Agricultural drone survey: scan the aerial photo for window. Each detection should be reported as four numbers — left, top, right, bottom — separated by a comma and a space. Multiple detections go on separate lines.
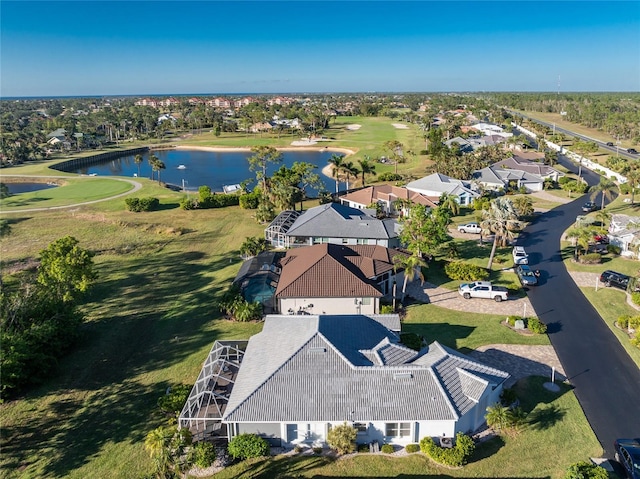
357, 238, 366, 245
361, 297, 371, 305
385, 422, 411, 437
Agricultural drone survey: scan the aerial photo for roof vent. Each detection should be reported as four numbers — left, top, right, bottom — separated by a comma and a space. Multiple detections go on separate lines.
393, 372, 413, 380
308, 347, 326, 354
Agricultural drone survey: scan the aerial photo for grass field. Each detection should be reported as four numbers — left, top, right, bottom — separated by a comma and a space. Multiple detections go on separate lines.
0, 119, 608, 479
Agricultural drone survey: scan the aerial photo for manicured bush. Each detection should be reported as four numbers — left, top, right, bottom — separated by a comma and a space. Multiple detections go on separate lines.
579, 253, 601, 264
327, 422, 356, 454
157, 384, 191, 417
527, 317, 548, 334
444, 261, 489, 281
234, 301, 263, 322
357, 443, 370, 453
380, 304, 394, 314
405, 443, 420, 453
180, 197, 197, 210
564, 460, 608, 479
400, 332, 423, 351
239, 191, 260, 209
419, 432, 475, 467
125, 196, 159, 212
190, 441, 216, 468
607, 244, 621, 255
378, 172, 403, 182
199, 193, 240, 209
632, 293, 640, 306
381, 444, 394, 454
227, 433, 269, 460
506, 315, 520, 327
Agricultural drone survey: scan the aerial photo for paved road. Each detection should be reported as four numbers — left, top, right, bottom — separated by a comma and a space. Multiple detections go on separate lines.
519, 163, 640, 457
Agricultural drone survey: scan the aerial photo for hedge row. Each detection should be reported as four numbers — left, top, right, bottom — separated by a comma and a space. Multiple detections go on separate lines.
125, 197, 159, 212
444, 261, 489, 281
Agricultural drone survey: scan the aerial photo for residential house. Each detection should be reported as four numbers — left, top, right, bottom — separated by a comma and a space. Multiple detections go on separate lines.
472, 165, 544, 192
609, 214, 640, 258
470, 123, 513, 139
494, 153, 564, 182
274, 243, 407, 314
340, 185, 437, 217
406, 173, 479, 206
185, 314, 510, 447
264, 203, 400, 248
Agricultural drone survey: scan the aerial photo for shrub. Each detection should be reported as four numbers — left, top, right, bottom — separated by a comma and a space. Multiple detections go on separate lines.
405, 443, 420, 453
239, 191, 260, 209
607, 244, 621, 255
327, 422, 356, 454
506, 315, 521, 327
294, 444, 303, 453
419, 432, 475, 467
312, 446, 323, 454
378, 172, 403, 182
318, 191, 333, 204
500, 387, 518, 406
381, 444, 394, 454
157, 384, 191, 417
234, 301, 263, 322
400, 332, 422, 351
527, 317, 548, 334
199, 193, 240, 209
617, 314, 632, 328
227, 433, 269, 460
579, 253, 601, 264
357, 443, 370, 453
125, 196, 159, 212
619, 182, 632, 194
558, 176, 572, 185
190, 441, 216, 468
180, 197, 197, 210
380, 304, 394, 314
564, 460, 608, 479
444, 261, 489, 281
632, 293, 640, 306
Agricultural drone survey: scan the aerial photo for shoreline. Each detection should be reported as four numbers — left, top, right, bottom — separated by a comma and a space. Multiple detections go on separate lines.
175, 144, 355, 181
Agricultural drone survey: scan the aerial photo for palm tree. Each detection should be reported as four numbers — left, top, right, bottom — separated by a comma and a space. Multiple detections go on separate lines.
485, 403, 510, 432
341, 161, 359, 191
148, 153, 159, 181
155, 159, 166, 185
566, 226, 595, 258
393, 253, 427, 303
589, 177, 617, 210
438, 192, 460, 216
595, 210, 611, 233
134, 154, 143, 178
328, 154, 344, 193
512, 195, 534, 218
357, 156, 376, 186
626, 166, 640, 205
144, 425, 173, 475
481, 197, 521, 269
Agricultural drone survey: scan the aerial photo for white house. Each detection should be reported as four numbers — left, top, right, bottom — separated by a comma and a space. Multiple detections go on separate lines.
202, 315, 510, 447
406, 173, 479, 206
609, 214, 640, 258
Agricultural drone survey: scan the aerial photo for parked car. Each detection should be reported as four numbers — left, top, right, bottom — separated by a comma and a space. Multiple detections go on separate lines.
457, 222, 482, 234
614, 438, 640, 479
512, 246, 529, 265
515, 264, 538, 286
628, 148, 638, 155
458, 281, 509, 302
599, 270, 631, 290
594, 234, 609, 244
582, 201, 597, 213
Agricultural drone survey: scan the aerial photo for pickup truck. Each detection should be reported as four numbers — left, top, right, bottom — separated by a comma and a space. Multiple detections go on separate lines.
458, 281, 509, 302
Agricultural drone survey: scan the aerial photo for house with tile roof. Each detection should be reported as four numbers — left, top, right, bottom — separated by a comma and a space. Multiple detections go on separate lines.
264, 202, 400, 248
210, 314, 509, 447
494, 153, 564, 182
340, 185, 438, 217
275, 243, 407, 315
472, 165, 544, 192
406, 173, 479, 206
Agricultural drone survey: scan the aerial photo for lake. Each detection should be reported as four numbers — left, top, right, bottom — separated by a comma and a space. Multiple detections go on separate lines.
72, 149, 343, 193
2, 182, 58, 194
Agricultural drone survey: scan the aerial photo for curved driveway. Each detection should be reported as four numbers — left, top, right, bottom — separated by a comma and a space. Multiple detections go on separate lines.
519, 162, 640, 457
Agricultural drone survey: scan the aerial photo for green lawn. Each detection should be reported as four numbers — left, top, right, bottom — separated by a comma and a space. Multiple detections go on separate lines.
0, 178, 135, 211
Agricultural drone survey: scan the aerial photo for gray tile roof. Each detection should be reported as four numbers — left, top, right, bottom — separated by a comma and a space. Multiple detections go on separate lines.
406, 173, 479, 199
223, 316, 509, 423
285, 202, 399, 240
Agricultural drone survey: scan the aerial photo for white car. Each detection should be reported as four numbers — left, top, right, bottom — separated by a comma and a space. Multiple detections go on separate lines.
457, 222, 482, 234
512, 246, 529, 265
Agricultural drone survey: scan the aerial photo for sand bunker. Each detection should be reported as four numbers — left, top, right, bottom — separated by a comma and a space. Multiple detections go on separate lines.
346, 124, 362, 130
392, 123, 409, 129
291, 139, 318, 146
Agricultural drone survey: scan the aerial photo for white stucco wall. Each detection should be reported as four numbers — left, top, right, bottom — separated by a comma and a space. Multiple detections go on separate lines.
279, 297, 378, 315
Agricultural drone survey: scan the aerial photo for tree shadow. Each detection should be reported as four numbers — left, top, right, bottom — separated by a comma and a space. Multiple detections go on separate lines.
468, 435, 506, 463
403, 322, 475, 350
526, 403, 566, 432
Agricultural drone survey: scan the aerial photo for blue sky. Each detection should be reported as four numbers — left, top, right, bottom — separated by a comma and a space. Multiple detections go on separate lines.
1, 1, 639, 97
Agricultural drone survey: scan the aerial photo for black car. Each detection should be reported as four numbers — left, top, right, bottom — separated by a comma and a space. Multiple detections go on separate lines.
582, 201, 597, 213
614, 438, 640, 479
606, 142, 614, 147
629, 148, 638, 155
600, 270, 631, 290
